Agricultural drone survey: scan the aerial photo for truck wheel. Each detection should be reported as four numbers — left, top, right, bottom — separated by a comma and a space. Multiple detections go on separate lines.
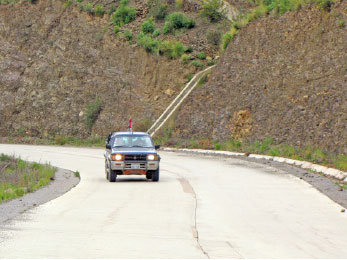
105, 160, 109, 180
146, 171, 152, 180
109, 169, 117, 182
151, 167, 159, 182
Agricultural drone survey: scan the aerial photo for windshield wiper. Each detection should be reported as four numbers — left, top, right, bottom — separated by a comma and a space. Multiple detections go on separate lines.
113, 145, 128, 148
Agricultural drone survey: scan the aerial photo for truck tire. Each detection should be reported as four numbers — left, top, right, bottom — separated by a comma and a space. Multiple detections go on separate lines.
151, 167, 159, 182
105, 160, 109, 180
146, 171, 152, 180
109, 169, 117, 182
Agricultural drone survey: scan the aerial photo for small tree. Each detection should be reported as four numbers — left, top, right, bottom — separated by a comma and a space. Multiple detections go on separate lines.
200, 0, 226, 22
141, 18, 156, 34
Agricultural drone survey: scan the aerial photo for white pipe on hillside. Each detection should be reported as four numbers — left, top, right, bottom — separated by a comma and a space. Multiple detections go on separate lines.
149, 65, 215, 137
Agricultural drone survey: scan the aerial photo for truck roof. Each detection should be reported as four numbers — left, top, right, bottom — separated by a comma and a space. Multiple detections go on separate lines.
113, 132, 149, 136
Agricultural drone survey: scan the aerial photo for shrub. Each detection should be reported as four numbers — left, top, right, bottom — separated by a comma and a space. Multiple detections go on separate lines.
152, 3, 168, 20
215, 143, 221, 150
64, 0, 73, 7
84, 98, 103, 131
76, 0, 83, 2
114, 25, 120, 35
316, 0, 333, 10
124, 30, 132, 41
197, 74, 208, 86
186, 73, 193, 82
221, 29, 237, 51
159, 41, 185, 59
184, 46, 193, 53
137, 33, 159, 53
107, 5, 117, 15
94, 4, 104, 17
191, 60, 204, 68
84, 2, 93, 14
201, 0, 226, 22
181, 54, 193, 63
141, 18, 156, 34
163, 12, 195, 34
206, 30, 221, 46
111, 2, 137, 26
152, 29, 161, 37
197, 52, 206, 60
207, 58, 215, 66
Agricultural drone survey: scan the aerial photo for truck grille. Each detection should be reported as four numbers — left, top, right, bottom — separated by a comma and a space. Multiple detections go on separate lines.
125, 163, 146, 170
124, 154, 147, 161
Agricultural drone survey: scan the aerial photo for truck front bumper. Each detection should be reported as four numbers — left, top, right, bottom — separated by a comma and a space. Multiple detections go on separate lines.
110, 160, 159, 174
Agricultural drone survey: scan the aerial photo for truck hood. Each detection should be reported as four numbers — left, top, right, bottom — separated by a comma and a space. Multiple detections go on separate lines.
111, 147, 157, 154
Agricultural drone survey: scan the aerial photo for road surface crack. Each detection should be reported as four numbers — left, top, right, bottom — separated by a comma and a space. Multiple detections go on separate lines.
176, 176, 210, 258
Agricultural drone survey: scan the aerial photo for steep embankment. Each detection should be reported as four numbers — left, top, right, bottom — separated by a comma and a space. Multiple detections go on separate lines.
0, 0, 205, 138
172, 3, 346, 153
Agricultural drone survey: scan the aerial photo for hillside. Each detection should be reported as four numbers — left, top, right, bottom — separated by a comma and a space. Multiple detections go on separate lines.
0, 0, 227, 139
162, 2, 346, 156
0, 0, 346, 162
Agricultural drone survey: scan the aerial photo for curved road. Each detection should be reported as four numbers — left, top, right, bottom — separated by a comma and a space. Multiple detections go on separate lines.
0, 144, 346, 258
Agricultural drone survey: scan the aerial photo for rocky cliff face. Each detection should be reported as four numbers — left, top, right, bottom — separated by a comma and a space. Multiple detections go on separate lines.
0, 0, 196, 138
172, 4, 346, 153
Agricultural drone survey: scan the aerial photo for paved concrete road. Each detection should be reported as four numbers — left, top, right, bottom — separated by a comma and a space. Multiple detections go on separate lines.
0, 144, 346, 258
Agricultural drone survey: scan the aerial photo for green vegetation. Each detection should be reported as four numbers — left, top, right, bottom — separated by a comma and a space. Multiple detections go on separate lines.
94, 4, 105, 17
191, 60, 204, 68
111, 0, 137, 26
84, 98, 103, 131
152, 29, 161, 37
200, 0, 226, 22
137, 33, 160, 53
137, 33, 187, 59
84, 2, 93, 14
124, 30, 133, 41
74, 170, 80, 178
186, 73, 193, 82
141, 18, 156, 34
197, 73, 209, 86
113, 25, 120, 35
151, 1, 168, 20
184, 46, 193, 53
163, 12, 195, 34
155, 135, 347, 171
64, 0, 73, 8
221, 0, 337, 51
206, 30, 222, 46
52, 136, 105, 146
0, 154, 56, 204
197, 52, 206, 60
176, 0, 184, 9
221, 30, 236, 51
159, 41, 185, 59
181, 54, 193, 64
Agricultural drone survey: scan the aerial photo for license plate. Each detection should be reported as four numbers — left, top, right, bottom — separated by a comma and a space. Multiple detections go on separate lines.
131, 164, 140, 169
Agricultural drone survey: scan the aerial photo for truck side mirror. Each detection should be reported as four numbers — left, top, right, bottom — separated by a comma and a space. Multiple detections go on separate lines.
155, 145, 160, 150
106, 144, 111, 149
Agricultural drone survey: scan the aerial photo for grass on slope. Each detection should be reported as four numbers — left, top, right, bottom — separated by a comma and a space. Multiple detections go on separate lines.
154, 136, 347, 171
221, 0, 338, 51
0, 154, 56, 204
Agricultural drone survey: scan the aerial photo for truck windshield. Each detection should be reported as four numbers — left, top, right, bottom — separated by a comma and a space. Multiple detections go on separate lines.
112, 135, 154, 148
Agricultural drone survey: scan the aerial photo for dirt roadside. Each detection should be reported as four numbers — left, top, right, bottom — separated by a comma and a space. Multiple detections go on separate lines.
0, 168, 80, 224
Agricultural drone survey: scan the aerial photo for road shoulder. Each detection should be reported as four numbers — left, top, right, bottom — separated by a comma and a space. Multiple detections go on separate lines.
0, 168, 80, 224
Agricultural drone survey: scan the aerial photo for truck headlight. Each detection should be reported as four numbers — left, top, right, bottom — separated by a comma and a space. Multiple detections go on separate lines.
147, 154, 158, 161
111, 154, 123, 161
